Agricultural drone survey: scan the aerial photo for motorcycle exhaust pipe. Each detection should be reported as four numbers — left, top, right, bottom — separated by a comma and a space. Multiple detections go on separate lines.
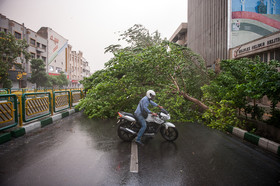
120, 127, 137, 135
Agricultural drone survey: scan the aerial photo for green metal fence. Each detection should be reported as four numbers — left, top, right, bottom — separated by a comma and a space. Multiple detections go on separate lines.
71, 90, 82, 107
53, 91, 70, 112
22, 92, 52, 122
0, 89, 83, 131
0, 94, 18, 130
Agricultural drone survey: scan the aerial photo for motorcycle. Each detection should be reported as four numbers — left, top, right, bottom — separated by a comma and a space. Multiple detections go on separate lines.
117, 108, 178, 142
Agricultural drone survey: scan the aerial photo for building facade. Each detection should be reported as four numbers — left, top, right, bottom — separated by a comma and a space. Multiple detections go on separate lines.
169, 23, 188, 46
67, 46, 91, 88
170, 0, 280, 107
187, 0, 280, 68
188, 0, 229, 68
37, 27, 68, 77
82, 57, 91, 79
0, 13, 91, 88
0, 14, 48, 88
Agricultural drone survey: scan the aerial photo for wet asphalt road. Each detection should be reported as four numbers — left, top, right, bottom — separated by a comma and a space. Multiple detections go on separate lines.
0, 111, 279, 186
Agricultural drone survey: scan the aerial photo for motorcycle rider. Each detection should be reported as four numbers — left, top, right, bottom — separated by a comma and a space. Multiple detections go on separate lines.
134, 90, 163, 145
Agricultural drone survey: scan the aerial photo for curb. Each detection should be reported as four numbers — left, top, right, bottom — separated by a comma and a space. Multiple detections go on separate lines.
0, 108, 80, 145
226, 125, 280, 156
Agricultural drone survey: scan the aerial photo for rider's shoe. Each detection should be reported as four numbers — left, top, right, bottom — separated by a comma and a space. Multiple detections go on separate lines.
135, 140, 144, 146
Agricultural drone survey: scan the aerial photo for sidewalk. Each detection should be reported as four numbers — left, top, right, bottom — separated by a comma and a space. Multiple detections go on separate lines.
226, 125, 280, 156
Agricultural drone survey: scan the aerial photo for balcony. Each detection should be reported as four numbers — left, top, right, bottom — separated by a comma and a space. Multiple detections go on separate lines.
36, 47, 45, 53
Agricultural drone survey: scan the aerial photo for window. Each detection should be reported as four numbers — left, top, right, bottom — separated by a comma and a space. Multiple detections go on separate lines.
14, 32, 21, 39
42, 44, 46, 50
56, 67, 62, 73
30, 53, 35, 59
42, 56, 46, 62
49, 66, 54, 71
37, 55, 40, 59
263, 53, 268, 63
30, 38, 35, 46
275, 49, 280, 62
37, 42, 40, 48
270, 51, 275, 61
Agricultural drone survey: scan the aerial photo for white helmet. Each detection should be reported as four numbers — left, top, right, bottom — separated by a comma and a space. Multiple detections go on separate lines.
146, 90, 156, 100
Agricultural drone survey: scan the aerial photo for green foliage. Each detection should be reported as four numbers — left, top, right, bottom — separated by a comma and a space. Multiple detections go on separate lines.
266, 109, 280, 127
45, 72, 69, 88
0, 31, 30, 88
202, 100, 244, 130
202, 57, 280, 127
78, 25, 209, 120
29, 59, 48, 87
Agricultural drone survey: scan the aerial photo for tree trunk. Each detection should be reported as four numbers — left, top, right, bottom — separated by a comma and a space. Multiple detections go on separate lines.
179, 91, 209, 112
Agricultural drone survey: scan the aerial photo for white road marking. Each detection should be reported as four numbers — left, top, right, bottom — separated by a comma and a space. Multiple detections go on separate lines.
130, 141, 138, 173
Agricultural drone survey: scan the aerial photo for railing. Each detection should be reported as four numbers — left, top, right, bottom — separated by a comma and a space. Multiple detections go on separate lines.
22, 92, 52, 122
0, 94, 18, 130
0, 88, 84, 131
53, 91, 70, 112
71, 90, 82, 107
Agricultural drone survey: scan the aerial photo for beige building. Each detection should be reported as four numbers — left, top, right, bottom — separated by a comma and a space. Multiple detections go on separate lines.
37, 27, 68, 77
82, 57, 91, 79
0, 14, 47, 88
68, 46, 90, 88
169, 23, 188, 46
1, 13, 92, 88
230, 31, 280, 62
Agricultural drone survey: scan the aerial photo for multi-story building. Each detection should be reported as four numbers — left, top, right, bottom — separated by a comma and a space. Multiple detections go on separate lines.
37, 27, 68, 77
188, 0, 229, 68
71, 50, 82, 87
26, 28, 48, 88
1, 14, 91, 89
67, 45, 91, 87
0, 14, 47, 88
82, 57, 91, 79
171, 0, 280, 107
187, 0, 280, 68
169, 23, 188, 46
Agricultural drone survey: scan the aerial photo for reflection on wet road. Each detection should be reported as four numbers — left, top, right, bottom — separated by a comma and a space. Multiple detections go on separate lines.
0, 111, 279, 185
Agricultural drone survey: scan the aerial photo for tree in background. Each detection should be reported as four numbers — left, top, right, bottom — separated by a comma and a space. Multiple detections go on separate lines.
29, 58, 48, 87
45, 72, 69, 88
56, 71, 69, 88
202, 57, 280, 128
0, 31, 30, 88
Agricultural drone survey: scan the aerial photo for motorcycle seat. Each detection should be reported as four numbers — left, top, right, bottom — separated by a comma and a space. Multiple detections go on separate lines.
120, 111, 136, 119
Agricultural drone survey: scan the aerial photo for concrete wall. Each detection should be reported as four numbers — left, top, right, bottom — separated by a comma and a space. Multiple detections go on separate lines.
188, 0, 229, 68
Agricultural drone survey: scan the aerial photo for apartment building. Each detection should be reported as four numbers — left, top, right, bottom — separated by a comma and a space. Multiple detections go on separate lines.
68, 48, 83, 88
0, 14, 47, 88
1, 13, 92, 88
37, 27, 68, 77
82, 57, 91, 79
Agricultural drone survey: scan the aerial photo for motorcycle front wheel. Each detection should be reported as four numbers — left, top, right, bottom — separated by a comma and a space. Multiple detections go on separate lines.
160, 127, 178, 142
117, 120, 137, 142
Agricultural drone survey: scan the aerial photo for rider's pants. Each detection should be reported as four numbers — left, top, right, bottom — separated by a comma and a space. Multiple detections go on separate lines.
135, 113, 146, 142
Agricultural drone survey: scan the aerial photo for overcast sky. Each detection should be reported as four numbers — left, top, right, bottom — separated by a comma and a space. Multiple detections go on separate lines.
0, 0, 188, 72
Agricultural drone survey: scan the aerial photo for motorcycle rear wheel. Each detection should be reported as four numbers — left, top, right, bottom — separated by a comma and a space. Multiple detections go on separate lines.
117, 120, 136, 142
160, 127, 178, 141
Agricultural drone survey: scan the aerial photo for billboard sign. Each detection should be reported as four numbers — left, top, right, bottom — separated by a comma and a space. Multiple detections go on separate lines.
231, 0, 280, 48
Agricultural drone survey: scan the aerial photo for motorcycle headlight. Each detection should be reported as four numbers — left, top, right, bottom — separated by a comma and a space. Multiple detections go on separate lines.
160, 113, 170, 120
